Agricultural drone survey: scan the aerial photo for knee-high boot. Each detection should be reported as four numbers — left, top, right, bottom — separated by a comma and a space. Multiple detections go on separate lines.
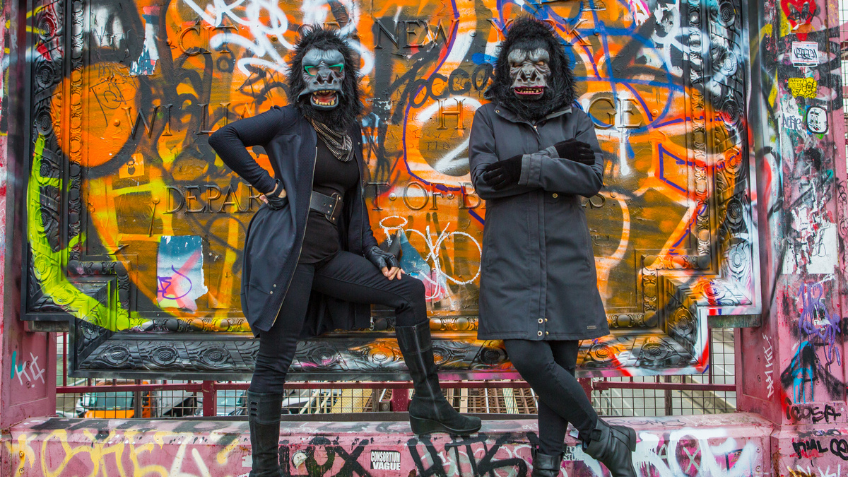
396, 322, 482, 435
246, 391, 283, 477
583, 418, 637, 477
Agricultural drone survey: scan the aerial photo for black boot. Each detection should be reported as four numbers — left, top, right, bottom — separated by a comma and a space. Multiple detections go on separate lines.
583, 419, 637, 477
531, 447, 563, 477
396, 322, 482, 436
246, 391, 283, 477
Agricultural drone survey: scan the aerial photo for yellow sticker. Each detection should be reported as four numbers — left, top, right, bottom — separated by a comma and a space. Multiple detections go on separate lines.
787, 77, 818, 98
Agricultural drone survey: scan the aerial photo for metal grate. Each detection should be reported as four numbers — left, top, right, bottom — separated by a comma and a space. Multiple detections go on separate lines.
56, 330, 735, 418
592, 328, 736, 417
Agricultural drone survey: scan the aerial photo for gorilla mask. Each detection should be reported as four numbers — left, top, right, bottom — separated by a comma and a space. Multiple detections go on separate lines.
509, 47, 550, 100
288, 27, 363, 129
299, 48, 345, 109
485, 17, 575, 122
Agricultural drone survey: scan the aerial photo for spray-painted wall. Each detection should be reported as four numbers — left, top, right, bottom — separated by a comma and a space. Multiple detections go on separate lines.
729, 0, 848, 474
22, 0, 761, 379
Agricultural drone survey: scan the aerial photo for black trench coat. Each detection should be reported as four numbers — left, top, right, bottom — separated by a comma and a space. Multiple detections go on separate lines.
469, 103, 609, 341
209, 106, 378, 337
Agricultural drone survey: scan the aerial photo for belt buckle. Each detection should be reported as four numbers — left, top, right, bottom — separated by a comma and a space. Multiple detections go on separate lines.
325, 192, 342, 224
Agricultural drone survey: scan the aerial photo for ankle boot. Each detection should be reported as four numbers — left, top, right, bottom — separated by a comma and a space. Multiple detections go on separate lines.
246, 391, 283, 477
582, 419, 637, 477
531, 447, 563, 477
396, 322, 482, 436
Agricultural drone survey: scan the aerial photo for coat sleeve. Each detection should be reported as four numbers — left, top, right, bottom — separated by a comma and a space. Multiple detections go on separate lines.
469, 108, 539, 200
208, 106, 292, 195
517, 110, 605, 197
354, 123, 379, 252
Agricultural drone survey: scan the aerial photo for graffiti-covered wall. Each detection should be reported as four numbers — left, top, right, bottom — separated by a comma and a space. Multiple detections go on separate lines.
24, 0, 761, 378
731, 0, 848, 473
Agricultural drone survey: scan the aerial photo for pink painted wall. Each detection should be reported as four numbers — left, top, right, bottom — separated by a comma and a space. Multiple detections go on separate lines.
1, 415, 773, 477
734, 0, 848, 474
0, 0, 57, 431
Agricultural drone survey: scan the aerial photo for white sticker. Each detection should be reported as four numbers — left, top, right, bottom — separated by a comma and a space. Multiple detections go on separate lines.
370, 450, 401, 471
807, 106, 828, 133
791, 42, 819, 66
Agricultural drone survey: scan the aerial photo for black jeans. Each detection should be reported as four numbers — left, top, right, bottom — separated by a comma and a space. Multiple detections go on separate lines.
503, 340, 598, 455
250, 251, 427, 394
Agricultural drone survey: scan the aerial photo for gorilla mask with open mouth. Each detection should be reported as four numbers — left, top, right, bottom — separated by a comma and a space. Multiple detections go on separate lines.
288, 26, 363, 130
485, 17, 575, 122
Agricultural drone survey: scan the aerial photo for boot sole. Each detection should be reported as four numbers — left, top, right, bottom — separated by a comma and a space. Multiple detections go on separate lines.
409, 416, 482, 436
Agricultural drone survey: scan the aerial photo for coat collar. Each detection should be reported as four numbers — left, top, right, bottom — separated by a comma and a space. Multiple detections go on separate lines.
492, 103, 573, 125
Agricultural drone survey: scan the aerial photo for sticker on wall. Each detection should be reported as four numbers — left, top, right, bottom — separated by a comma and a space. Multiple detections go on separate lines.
130, 6, 160, 76
370, 451, 400, 471
156, 236, 208, 311
786, 77, 818, 98
119, 153, 145, 179
807, 106, 828, 133
790, 41, 819, 66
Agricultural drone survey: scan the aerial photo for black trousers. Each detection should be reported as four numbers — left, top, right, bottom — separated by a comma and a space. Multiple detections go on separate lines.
503, 340, 598, 455
250, 251, 427, 394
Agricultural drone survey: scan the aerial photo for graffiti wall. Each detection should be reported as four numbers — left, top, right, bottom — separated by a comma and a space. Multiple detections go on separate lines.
1, 414, 772, 476
728, 0, 848, 473
23, 0, 761, 378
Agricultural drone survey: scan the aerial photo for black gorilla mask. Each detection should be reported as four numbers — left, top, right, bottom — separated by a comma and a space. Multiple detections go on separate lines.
485, 18, 575, 122
288, 27, 362, 129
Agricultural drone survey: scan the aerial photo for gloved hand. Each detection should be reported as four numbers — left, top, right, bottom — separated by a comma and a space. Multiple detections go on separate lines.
364, 246, 403, 280
553, 139, 596, 165
263, 179, 288, 210
482, 154, 523, 190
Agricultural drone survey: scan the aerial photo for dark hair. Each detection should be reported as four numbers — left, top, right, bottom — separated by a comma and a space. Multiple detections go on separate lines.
287, 26, 363, 128
485, 17, 576, 121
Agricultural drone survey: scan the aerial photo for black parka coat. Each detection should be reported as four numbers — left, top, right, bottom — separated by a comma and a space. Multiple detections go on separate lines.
209, 106, 378, 337
469, 103, 609, 341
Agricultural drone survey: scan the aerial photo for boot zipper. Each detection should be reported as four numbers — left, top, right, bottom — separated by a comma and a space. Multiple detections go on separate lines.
269, 144, 318, 327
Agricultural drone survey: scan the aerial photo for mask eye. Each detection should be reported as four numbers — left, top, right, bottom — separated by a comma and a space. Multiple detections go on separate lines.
304, 66, 317, 76
329, 64, 344, 73
536, 61, 546, 66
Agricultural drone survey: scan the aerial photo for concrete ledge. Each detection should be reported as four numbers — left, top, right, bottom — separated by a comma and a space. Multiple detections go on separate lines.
1, 413, 773, 476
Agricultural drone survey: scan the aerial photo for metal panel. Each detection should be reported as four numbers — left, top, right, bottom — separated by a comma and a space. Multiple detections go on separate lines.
22, 0, 760, 379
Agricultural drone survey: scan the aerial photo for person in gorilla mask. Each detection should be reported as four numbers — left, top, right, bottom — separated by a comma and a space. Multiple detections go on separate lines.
469, 17, 637, 477
210, 27, 480, 477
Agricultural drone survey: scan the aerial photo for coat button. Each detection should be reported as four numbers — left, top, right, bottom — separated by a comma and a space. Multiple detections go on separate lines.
538, 318, 544, 324
537, 331, 543, 336
552, 193, 558, 198
546, 331, 549, 335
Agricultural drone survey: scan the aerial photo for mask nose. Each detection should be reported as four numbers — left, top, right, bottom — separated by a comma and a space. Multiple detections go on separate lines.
520, 64, 537, 82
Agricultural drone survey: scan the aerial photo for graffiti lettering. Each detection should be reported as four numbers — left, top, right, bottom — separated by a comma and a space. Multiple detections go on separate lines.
10, 351, 46, 387
786, 403, 845, 424
763, 333, 775, 399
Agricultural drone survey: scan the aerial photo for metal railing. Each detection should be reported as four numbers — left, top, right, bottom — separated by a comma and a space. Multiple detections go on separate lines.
56, 329, 736, 418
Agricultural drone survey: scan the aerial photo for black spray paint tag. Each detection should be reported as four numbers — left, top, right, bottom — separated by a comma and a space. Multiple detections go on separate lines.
370, 450, 401, 471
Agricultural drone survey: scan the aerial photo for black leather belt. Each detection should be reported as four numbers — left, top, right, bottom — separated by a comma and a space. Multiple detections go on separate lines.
310, 191, 343, 224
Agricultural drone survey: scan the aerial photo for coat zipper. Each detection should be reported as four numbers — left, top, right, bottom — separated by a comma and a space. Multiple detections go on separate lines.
269, 145, 318, 327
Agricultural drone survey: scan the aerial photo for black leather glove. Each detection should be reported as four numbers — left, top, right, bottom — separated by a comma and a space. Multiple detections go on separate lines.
553, 139, 596, 165
482, 154, 523, 190
364, 245, 400, 271
265, 179, 288, 210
